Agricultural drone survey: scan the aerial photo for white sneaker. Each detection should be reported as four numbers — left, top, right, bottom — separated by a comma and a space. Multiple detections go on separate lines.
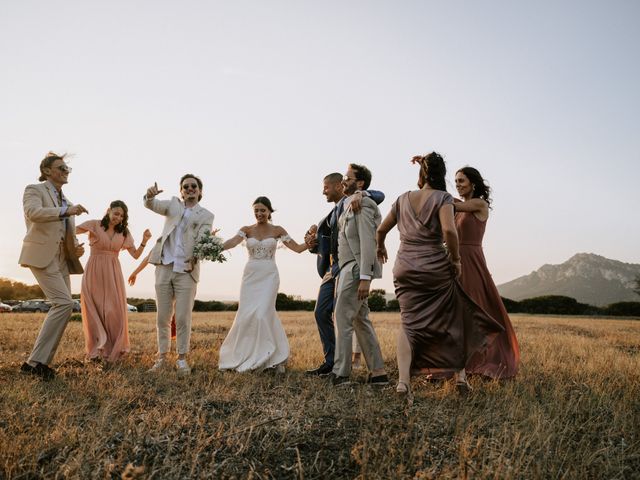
148, 357, 167, 373
176, 359, 191, 376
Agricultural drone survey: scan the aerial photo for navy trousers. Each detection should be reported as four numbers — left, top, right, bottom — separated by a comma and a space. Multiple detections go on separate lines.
314, 272, 336, 367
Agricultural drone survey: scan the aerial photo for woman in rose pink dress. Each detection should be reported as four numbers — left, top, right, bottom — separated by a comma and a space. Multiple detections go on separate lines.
76, 200, 151, 363
454, 167, 520, 378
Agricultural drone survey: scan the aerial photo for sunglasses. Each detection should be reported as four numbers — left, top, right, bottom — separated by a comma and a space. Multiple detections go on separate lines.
182, 183, 199, 190
55, 165, 72, 173
343, 175, 356, 182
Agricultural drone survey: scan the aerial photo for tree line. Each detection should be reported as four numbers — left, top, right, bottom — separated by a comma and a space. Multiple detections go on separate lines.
4, 276, 640, 317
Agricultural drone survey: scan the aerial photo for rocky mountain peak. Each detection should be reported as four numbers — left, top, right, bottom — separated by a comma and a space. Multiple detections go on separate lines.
497, 253, 640, 306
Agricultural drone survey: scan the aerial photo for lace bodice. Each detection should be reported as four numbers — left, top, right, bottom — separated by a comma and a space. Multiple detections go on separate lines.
238, 231, 291, 260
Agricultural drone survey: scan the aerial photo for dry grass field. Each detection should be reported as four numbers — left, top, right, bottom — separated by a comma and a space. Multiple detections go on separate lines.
0, 312, 639, 479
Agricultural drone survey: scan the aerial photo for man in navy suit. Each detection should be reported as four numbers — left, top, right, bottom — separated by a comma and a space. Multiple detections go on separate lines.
304, 172, 384, 376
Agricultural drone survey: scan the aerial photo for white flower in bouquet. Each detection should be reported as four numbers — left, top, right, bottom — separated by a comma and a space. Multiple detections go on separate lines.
193, 230, 227, 263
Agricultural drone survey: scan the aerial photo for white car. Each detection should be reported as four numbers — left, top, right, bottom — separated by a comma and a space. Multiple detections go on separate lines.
0, 302, 12, 313
127, 304, 138, 312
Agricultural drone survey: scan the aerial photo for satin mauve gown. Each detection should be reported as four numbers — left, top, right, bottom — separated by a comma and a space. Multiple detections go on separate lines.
392, 191, 503, 378
455, 210, 520, 378
77, 220, 134, 362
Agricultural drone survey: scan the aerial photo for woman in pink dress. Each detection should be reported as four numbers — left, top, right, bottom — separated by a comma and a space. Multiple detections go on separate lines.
76, 200, 151, 363
454, 167, 520, 378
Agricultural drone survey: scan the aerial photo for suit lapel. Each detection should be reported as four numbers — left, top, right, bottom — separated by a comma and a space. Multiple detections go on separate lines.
42, 182, 59, 207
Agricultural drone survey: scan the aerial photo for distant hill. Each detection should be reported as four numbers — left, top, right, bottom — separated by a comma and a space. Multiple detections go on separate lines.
497, 253, 640, 306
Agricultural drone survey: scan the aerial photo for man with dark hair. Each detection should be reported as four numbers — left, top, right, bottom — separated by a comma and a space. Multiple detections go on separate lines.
19, 152, 87, 380
328, 163, 388, 386
304, 169, 384, 377
144, 174, 214, 375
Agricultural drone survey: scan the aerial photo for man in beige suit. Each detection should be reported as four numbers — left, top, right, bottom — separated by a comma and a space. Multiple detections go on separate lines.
19, 152, 87, 380
330, 164, 388, 386
144, 174, 214, 375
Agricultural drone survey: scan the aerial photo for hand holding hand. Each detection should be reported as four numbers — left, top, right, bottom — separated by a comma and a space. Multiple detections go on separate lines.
146, 182, 163, 199
67, 204, 88, 216
75, 243, 85, 258
304, 225, 318, 247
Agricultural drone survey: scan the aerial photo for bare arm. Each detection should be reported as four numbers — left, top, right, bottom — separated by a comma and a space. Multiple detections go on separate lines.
277, 226, 308, 253
439, 204, 461, 278
128, 253, 151, 286
127, 229, 152, 260
76, 223, 90, 235
453, 198, 489, 216
376, 207, 397, 264
222, 226, 249, 251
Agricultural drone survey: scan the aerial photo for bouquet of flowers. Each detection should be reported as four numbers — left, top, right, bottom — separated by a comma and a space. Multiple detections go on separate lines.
193, 230, 227, 263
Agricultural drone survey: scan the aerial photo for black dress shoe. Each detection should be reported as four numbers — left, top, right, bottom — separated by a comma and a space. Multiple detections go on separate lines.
366, 373, 389, 386
20, 362, 56, 380
305, 364, 333, 376
327, 373, 355, 386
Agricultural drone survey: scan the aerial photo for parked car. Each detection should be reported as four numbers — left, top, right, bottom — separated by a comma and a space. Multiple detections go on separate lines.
0, 302, 12, 313
127, 304, 138, 312
14, 299, 52, 313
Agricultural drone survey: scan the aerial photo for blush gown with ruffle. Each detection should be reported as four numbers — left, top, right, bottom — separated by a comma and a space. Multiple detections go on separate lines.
392, 191, 504, 378
77, 220, 134, 362
455, 210, 520, 378
218, 232, 290, 371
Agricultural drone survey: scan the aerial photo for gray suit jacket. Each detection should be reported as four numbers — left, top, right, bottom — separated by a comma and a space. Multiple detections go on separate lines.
337, 196, 382, 279
144, 196, 214, 283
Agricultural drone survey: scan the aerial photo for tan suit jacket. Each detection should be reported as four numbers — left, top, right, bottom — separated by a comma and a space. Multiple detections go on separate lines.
144, 196, 214, 283
337, 196, 382, 279
19, 181, 83, 274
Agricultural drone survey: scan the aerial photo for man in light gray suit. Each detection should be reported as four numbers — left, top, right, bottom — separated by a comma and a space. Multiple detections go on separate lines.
330, 164, 388, 386
19, 152, 87, 380
144, 174, 214, 375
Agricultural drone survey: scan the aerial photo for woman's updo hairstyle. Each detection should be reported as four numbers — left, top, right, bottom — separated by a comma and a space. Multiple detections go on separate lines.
415, 152, 447, 191
252, 196, 275, 220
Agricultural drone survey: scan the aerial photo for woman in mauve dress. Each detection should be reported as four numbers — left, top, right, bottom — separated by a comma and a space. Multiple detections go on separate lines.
376, 153, 503, 396
76, 200, 151, 363
454, 167, 519, 379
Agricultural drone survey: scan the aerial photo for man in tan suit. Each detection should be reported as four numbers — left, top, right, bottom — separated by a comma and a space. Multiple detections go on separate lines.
19, 152, 87, 380
330, 164, 388, 386
144, 174, 214, 375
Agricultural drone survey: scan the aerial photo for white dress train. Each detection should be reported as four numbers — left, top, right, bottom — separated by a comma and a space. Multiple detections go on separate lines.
218, 232, 290, 371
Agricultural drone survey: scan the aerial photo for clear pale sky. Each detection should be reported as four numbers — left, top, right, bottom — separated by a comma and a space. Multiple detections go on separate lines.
1, 1, 638, 301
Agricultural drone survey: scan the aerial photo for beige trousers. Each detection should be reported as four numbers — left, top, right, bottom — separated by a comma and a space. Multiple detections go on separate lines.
28, 245, 74, 365
332, 261, 385, 377
155, 264, 197, 355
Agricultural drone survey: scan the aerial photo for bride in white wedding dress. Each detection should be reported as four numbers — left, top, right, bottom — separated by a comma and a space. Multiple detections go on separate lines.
218, 196, 309, 372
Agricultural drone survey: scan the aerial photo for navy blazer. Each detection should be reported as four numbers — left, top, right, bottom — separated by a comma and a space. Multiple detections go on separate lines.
310, 210, 333, 278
